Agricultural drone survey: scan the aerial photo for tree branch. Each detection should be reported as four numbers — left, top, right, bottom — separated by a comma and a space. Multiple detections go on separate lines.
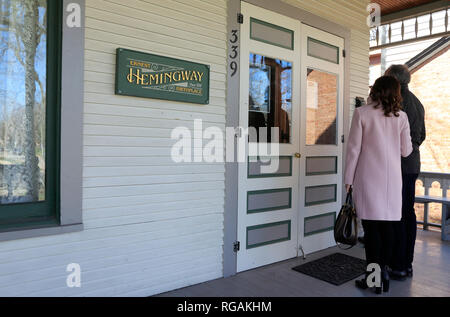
0, 16, 10, 27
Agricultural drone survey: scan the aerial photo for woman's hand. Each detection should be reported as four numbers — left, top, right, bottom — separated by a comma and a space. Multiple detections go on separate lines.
345, 185, 352, 193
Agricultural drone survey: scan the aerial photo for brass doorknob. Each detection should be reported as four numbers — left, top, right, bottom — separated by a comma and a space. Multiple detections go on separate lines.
294, 153, 302, 159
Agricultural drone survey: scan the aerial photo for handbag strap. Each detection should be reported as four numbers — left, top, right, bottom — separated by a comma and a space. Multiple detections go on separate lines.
345, 187, 353, 206
336, 195, 358, 250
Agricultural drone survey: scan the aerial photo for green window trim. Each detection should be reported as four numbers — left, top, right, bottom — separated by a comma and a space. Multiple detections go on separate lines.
246, 220, 292, 250
307, 37, 340, 64
305, 156, 338, 176
248, 156, 293, 179
305, 184, 337, 207
247, 188, 292, 214
250, 17, 294, 50
0, 0, 62, 232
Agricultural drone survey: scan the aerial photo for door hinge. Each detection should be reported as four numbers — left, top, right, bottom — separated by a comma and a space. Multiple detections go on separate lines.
342, 49, 346, 58
237, 13, 244, 24
341, 135, 345, 143
233, 241, 241, 253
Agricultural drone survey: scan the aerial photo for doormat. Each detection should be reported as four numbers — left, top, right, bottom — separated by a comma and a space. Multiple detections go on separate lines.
292, 253, 366, 286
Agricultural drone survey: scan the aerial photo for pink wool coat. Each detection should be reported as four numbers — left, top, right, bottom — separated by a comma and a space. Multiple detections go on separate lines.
344, 101, 413, 221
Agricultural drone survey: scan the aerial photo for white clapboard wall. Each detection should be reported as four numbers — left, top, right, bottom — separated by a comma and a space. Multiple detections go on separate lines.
384, 38, 441, 68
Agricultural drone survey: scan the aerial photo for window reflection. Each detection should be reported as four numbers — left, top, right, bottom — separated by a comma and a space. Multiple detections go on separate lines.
249, 54, 292, 144
0, 0, 47, 204
306, 68, 338, 145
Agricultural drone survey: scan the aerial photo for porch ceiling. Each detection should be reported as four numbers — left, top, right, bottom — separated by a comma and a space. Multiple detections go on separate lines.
377, 0, 438, 15
370, 0, 449, 50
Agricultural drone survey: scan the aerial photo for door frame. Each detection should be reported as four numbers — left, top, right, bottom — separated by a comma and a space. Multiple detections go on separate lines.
224, 0, 352, 278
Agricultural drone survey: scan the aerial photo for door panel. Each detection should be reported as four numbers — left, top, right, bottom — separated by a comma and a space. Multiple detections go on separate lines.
237, 4, 345, 272
237, 2, 301, 273
298, 25, 345, 255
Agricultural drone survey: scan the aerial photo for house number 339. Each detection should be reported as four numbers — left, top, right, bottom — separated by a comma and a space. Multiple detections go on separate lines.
229, 30, 239, 77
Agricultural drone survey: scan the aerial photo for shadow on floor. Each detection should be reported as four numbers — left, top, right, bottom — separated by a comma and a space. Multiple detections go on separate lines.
158, 230, 450, 297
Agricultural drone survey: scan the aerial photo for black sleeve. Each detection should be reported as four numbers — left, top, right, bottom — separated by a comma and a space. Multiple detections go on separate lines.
415, 96, 426, 146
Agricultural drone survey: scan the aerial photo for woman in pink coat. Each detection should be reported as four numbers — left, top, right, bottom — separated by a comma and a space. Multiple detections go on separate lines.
345, 76, 413, 294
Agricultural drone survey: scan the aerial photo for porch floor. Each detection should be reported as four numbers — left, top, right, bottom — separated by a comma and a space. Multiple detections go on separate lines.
159, 230, 450, 297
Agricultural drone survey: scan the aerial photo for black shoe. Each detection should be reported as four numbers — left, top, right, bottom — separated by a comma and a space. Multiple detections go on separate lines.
358, 237, 365, 245
375, 281, 390, 294
375, 267, 390, 294
388, 268, 407, 281
381, 266, 390, 293
355, 278, 369, 290
406, 266, 413, 277
355, 271, 370, 290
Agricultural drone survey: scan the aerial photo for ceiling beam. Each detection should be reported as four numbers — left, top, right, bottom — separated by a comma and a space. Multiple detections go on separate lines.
381, 0, 449, 24
370, 31, 450, 51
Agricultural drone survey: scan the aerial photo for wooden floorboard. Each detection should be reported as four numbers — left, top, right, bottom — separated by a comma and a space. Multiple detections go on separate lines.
158, 230, 450, 297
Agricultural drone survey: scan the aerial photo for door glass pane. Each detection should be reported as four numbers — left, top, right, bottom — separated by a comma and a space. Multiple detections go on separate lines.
249, 54, 292, 144
306, 68, 338, 145
0, 0, 47, 204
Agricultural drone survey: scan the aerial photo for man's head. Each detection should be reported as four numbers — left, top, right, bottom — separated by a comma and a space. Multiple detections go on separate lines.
385, 64, 411, 86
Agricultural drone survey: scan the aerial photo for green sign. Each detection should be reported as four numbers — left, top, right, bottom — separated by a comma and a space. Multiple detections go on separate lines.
115, 48, 210, 104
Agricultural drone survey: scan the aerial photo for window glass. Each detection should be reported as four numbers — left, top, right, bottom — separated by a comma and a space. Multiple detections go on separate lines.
249, 54, 292, 144
0, 0, 47, 204
306, 68, 338, 145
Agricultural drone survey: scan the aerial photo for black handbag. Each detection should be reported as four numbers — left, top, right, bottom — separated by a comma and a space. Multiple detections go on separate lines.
334, 188, 358, 249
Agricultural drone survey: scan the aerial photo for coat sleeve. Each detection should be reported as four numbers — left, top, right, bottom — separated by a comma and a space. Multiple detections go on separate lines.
410, 92, 426, 147
344, 108, 363, 185
417, 99, 426, 146
401, 113, 413, 158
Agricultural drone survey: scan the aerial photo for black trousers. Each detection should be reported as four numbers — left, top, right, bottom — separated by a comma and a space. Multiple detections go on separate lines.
362, 220, 395, 268
391, 173, 419, 270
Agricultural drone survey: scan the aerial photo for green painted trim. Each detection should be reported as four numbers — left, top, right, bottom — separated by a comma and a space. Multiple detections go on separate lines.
305, 184, 337, 207
248, 156, 293, 178
247, 188, 292, 214
246, 220, 291, 249
250, 17, 294, 50
307, 37, 340, 64
0, 0, 61, 231
304, 212, 337, 237
305, 156, 338, 176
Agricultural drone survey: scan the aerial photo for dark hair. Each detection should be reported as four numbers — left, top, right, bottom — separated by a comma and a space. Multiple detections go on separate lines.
369, 76, 403, 117
385, 64, 411, 85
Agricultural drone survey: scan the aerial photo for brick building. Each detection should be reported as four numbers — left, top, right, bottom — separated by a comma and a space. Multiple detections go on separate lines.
407, 38, 450, 174
406, 37, 450, 225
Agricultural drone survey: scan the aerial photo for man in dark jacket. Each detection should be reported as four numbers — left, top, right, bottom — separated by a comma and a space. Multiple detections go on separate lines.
385, 65, 426, 279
